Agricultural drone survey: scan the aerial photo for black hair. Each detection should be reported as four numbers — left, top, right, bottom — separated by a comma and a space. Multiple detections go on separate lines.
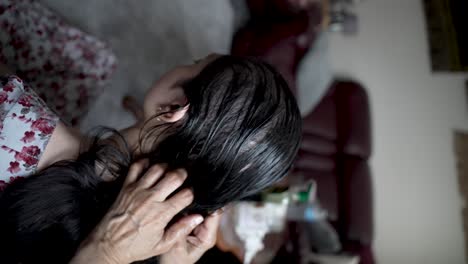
0, 129, 130, 264
0, 56, 302, 263
141, 55, 301, 213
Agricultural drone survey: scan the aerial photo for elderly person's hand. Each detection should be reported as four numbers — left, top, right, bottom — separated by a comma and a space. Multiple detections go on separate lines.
159, 211, 222, 264
70, 160, 204, 264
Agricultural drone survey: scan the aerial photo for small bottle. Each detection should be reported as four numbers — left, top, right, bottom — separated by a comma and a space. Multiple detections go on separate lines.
286, 180, 327, 221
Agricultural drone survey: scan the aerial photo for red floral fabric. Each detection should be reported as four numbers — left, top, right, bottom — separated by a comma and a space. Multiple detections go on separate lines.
0, 0, 117, 190
0, 75, 58, 190
0, 0, 117, 125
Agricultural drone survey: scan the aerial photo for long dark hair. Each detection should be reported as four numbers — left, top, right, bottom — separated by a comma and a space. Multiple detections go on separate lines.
0, 56, 302, 263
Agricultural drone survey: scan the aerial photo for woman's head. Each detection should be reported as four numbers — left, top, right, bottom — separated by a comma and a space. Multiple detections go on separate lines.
139, 55, 302, 214
0, 55, 301, 263
141, 54, 219, 123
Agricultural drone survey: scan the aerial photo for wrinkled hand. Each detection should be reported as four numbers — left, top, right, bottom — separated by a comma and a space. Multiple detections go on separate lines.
159, 211, 222, 264
71, 160, 203, 264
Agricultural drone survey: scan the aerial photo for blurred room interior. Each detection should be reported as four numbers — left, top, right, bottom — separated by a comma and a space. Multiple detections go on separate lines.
39, 0, 468, 263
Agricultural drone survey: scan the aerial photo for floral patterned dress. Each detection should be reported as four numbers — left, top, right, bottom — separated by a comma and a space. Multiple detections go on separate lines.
0, 0, 117, 125
0, 0, 117, 190
0, 75, 58, 191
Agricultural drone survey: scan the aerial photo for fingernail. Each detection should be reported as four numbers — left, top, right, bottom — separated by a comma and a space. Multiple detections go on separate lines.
191, 216, 204, 227
174, 168, 188, 180
212, 207, 225, 216
156, 163, 168, 171
182, 189, 194, 198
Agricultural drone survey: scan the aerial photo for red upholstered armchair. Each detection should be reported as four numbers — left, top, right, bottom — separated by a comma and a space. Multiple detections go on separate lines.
292, 80, 375, 263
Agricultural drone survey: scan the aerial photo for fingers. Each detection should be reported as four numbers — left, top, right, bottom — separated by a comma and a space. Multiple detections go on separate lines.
158, 214, 204, 253
192, 211, 222, 248
137, 164, 167, 189
152, 169, 187, 200
124, 161, 193, 222
130, 163, 187, 198
162, 188, 194, 221
124, 159, 149, 185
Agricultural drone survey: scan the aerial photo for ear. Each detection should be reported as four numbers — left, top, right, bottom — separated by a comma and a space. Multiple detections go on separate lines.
157, 87, 189, 123
159, 104, 189, 123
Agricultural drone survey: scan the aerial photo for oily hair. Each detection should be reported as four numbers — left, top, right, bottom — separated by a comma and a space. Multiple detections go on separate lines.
0, 56, 302, 263
140, 55, 301, 214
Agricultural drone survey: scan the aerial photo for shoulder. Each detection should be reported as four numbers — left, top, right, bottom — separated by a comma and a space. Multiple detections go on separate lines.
0, 76, 59, 189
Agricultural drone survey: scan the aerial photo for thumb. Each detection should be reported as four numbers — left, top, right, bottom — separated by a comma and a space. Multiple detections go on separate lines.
157, 215, 204, 252
188, 212, 222, 252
